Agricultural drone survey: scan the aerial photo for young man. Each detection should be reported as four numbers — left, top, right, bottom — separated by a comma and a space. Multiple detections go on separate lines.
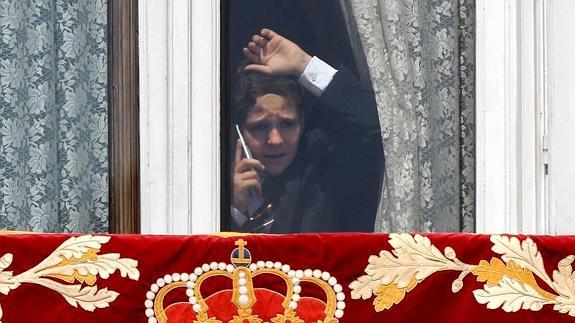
232, 29, 383, 233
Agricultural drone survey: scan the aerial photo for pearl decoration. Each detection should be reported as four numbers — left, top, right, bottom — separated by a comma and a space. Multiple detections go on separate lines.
144, 267, 347, 321
295, 270, 304, 279
201, 264, 210, 272
328, 277, 337, 286
334, 284, 343, 293
313, 269, 322, 278
238, 294, 249, 305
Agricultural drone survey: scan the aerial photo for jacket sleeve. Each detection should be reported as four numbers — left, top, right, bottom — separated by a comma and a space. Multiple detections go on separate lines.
314, 66, 384, 232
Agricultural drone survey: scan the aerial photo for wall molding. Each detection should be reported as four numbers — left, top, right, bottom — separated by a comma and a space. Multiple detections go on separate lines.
476, 0, 549, 234
138, 0, 220, 234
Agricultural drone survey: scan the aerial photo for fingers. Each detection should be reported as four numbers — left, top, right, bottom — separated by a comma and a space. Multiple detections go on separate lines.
235, 158, 265, 173
236, 169, 260, 182
242, 47, 259, 63
241, 179, 262, 196
235, 139, 242, 164
252, 35, 268, 48
260, 28, 278, 40
247, 41, 261, 56
244, 63, 272, 75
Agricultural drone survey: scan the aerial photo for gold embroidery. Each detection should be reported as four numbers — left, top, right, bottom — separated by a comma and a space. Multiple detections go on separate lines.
0, 235, 139, 321
473, 258, 555, 300
270, 309, 304, 323
148, 239, 346, 321
154, 281, 187, 323
350, 233, 575, 318
373, 277, 418, 312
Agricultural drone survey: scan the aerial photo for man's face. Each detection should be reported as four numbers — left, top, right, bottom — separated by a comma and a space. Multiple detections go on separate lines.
243, 93, 303, 176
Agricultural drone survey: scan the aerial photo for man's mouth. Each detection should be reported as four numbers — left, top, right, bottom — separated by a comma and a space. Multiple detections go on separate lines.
263, 153, 287, 161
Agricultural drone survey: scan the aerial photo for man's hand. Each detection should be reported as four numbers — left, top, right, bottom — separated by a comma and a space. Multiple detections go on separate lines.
243, 28, 312, 77
232, 139, 265, 214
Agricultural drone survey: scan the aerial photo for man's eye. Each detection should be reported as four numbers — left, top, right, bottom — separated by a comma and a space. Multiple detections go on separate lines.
281, 121, 296, 128
249, 124, 268, 132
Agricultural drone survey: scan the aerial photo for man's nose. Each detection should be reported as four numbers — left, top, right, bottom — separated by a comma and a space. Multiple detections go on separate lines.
267, 128, 283, 145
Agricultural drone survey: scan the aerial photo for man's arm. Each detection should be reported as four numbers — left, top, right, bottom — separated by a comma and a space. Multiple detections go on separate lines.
243, 28, 379, 137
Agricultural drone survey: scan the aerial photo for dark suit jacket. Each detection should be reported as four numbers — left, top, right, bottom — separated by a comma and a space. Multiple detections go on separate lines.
256, 67, 384, 233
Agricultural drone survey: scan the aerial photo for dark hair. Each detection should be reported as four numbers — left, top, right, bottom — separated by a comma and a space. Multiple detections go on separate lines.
234, 61, 303, 125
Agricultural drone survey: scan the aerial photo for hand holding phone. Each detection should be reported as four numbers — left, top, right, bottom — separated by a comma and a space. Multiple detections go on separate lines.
234, 125, 266, 217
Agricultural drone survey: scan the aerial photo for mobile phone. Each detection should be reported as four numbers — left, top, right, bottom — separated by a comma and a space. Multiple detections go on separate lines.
235, 124, 253, 159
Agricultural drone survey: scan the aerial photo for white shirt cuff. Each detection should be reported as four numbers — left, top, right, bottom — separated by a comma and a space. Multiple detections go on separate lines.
298, 56, 338, 97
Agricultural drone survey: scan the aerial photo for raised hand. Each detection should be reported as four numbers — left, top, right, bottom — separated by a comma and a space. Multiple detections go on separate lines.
242, 28, 312, 77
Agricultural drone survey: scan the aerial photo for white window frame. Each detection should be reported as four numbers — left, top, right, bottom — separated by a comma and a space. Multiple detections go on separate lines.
139, 0, 560, 234
476, 0, 553, 234
139, 1, 220, 234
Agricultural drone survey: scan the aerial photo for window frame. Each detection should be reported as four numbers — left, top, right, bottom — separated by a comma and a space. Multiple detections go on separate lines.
108, 0, 140, 234
136, 0, 557, 235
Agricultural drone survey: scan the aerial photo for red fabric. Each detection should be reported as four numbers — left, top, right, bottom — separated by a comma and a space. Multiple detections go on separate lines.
164, 289, 326, 322
0, 232, 573, 322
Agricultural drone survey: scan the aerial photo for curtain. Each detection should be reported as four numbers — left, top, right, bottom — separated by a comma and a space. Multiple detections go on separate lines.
341, 0, 475, 232
0, 0, 108, 232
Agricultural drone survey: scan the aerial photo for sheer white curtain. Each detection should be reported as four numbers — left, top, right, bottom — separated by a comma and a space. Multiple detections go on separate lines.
341, 0, 475, 232
0, 0, 108, 232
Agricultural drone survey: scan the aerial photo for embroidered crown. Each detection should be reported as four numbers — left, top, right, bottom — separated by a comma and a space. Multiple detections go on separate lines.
144, 239, 346, 322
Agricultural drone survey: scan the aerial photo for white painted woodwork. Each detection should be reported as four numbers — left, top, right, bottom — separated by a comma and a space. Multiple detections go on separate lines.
476, 0, 511, 233
137, 0, 574, 235
139, 0, 220, 234
476, 0, 575, 234
546, 0, 575, 235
